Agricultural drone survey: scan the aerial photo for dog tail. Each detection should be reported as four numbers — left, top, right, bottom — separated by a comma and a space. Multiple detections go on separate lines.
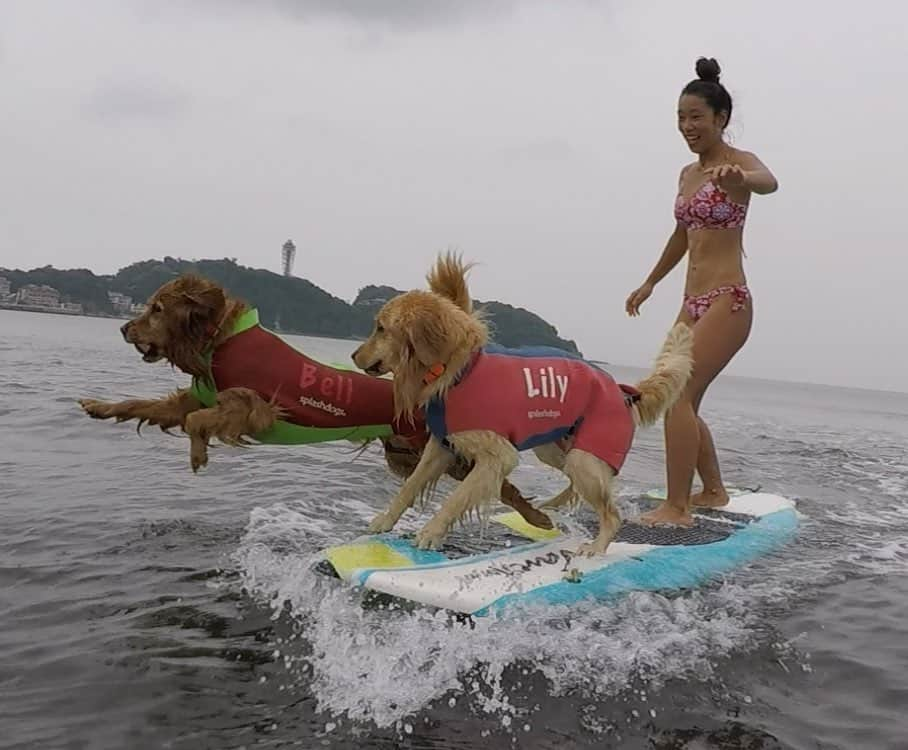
630, 322, 694, 427
427, 250, 475, 313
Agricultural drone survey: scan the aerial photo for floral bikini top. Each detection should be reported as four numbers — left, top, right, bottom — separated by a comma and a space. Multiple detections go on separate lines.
674, 180, 748, 230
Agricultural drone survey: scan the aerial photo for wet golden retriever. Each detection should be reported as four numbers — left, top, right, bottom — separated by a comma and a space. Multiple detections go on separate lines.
78, 273, 552, 529
352, 253, 694, 555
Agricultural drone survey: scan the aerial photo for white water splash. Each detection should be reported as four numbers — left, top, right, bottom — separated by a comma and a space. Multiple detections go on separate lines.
232, 501, 804, 730
226, 420, 908, 732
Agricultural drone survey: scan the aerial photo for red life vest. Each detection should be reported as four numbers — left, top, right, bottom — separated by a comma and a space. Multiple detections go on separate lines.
190, 310, 426, 447
426, 345, 637, 473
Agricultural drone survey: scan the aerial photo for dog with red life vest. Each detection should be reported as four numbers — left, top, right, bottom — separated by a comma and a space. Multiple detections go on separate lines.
77, 272, 553, 530
353, 253, 694, 555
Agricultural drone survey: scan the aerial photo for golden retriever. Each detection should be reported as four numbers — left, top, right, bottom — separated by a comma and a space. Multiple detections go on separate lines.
352, 253, 694, 555
78, 273, 553, 530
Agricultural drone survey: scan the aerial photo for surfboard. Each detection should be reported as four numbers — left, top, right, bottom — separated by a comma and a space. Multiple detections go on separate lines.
644, 485, 761, 501
316, 490, 799, 617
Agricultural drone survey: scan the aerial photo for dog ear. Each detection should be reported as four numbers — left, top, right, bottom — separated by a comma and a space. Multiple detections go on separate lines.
383, 302, 451, 418
391, 340, 425, 420
179, 276, 225, 318
163, 277, 227, 364
404, 312, 450, 368
175, 279, 226, 338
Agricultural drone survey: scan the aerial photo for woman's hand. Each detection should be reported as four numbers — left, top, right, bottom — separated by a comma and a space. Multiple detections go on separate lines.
702, 163, 747, 189
625, 282, 654, 316
710, 150, 779, 195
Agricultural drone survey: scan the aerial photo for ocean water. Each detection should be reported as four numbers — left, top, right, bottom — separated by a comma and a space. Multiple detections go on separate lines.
1, 308, 907, 750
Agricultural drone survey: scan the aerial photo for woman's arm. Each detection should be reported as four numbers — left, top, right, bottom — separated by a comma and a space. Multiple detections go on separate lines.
739, 150, 778, 194
703, 150, 779, 195
626, 222, 689, 316
645, 222, 689, 286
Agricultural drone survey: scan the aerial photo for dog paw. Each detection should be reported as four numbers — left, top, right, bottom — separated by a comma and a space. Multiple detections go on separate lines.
576, 540, 608, 558
367, 513, 396, 535
190, 445, 209, 473
414, 522, 447, 550
79, 399, 112, 418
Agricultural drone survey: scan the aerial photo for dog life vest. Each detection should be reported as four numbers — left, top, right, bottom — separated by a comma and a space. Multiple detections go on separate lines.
189, 309, 426, 446
425, 345, 638, 473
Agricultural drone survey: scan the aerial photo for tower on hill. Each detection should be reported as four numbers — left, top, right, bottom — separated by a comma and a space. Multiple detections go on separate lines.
281, 240, 296, 277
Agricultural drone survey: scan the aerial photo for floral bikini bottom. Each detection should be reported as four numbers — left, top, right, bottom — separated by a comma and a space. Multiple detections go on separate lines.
683, 284, 751, 322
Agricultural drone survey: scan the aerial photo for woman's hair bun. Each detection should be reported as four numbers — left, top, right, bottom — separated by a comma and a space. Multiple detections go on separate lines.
695, 57, 721, 85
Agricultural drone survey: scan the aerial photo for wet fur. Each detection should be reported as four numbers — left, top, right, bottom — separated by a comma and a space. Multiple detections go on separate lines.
353, 254, 694, 554
79, 275, 284, 471
79, 272, 551, 528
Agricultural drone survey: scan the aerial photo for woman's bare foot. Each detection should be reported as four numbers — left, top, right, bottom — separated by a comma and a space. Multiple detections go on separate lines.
691, 487, 730, 508
639, 502, 694, 527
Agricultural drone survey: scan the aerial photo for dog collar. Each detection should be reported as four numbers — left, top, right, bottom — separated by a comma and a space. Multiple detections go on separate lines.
199, 308, 261, 368
204, 308, 260, 344
423, 362, 445, 384
425, 350, 485, 387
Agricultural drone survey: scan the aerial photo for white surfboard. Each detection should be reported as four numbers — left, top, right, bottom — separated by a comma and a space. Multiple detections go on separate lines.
317, 491, 799, 617
644, 485, 761, 501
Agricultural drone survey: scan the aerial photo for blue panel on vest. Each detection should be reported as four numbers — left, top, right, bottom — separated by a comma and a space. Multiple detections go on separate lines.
425, 397, 449, 446
514, 425, 574, 452
483, 344, 585, 361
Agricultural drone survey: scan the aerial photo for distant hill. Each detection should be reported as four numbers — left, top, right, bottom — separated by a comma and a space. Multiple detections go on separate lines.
0, 257, 581, 354
354, 285, 579, 352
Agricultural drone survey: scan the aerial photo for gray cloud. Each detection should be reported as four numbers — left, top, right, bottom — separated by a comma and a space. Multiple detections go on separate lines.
211, 0, 520, 28
85, 79, 192, 122
1, 0, 906, 393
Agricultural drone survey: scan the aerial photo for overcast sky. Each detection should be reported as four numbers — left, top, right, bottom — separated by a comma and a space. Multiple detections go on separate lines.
1, 1, 905, 393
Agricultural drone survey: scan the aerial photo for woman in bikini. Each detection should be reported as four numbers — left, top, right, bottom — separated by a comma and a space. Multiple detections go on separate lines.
625, 57, 778, 526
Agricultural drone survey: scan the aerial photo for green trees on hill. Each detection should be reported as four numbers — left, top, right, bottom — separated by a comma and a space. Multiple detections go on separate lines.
353, 285, 579, 352
113, 258, 369, 338
1, 257, 581, 354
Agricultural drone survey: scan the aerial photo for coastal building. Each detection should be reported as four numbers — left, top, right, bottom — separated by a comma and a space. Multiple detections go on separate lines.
357, 296, 389, 307
17, 284, 60, 307
0, 276, 11, 300
61, 302, 83, 314
107, 291, 133, 314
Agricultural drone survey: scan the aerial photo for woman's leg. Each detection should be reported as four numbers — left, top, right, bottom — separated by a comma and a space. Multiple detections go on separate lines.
691, 413, 728, 507
640, 293, 752, 525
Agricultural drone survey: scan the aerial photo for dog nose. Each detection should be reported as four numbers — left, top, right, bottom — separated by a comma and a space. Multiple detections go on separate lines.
352, 345, 361, 362
120, 322, 130, 340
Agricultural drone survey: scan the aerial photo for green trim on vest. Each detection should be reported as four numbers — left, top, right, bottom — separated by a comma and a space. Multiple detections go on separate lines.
230, 307, 261, 335
188, 309, 394, 445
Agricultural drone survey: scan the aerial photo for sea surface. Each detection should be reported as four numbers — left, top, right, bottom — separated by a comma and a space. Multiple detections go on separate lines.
2, 309, 907, 750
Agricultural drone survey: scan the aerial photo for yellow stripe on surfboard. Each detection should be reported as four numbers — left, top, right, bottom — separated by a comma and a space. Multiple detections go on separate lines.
323, 541, 413, 579
324, 511, 562, 579
490, 511, 563, 542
